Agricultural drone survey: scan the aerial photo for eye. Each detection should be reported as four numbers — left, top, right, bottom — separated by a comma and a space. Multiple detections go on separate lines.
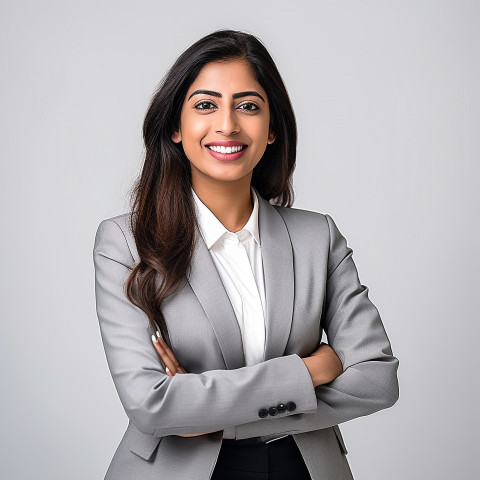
238, 102, 259, 112
193, 100, 260, 112
194, 101, 216, 111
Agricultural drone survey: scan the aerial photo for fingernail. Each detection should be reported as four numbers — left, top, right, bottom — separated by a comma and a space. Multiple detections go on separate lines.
151, 334, 157, 343
156, 330, 161, 338
166, 367, 170, 373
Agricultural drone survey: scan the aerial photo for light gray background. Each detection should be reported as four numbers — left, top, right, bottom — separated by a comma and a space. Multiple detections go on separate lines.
1, 1, 478, 478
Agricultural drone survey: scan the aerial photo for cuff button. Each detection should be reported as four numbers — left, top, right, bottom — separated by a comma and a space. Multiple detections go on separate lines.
268, 406, 278, 416
286, 401, 296, 412
277, 403, 287, 413
258, 408, 269, 418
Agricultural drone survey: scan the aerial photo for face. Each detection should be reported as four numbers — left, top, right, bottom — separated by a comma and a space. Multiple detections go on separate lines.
171, 59, 275, 187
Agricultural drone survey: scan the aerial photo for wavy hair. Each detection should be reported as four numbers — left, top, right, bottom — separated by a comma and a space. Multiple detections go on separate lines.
125, 29, 298, 348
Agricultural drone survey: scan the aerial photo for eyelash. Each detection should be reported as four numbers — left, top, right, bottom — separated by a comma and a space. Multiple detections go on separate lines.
194, 101, 260, 112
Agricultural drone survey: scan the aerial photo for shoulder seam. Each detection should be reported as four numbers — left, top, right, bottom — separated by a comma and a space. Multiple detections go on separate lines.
325, 214, 353, 279
109, 218, 136, 264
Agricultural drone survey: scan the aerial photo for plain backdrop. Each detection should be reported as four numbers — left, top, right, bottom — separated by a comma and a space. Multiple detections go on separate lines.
1, 1, 478, 478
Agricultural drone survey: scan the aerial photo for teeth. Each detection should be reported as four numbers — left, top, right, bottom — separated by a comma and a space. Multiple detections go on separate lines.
207, 145, 245, 153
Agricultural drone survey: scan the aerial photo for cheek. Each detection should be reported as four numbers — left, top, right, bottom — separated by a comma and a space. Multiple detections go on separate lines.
245, 117, 270, 143
182, 115, 208, 145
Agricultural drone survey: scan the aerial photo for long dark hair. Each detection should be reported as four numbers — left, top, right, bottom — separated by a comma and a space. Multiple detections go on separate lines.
125, 29, 298, 349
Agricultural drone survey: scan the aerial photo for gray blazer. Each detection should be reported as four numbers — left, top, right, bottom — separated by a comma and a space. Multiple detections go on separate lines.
93, 186, 399, 480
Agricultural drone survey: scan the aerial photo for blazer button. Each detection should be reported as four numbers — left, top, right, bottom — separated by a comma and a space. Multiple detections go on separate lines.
277, 403, 287, 413
286, 401, 296, 412
258, 408, 269, 418
268, 406, 278, 416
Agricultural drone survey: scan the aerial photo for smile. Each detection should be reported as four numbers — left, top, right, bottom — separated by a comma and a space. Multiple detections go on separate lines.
205, 145, 248, 162
206, 145, 247, 153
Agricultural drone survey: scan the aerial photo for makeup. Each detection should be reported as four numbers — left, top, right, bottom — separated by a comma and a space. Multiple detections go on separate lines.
205, 145, 248, 162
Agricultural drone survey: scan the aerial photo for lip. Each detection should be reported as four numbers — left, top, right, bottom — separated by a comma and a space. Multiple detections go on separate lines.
205, 141, 247, 147
205, 144, 248, 162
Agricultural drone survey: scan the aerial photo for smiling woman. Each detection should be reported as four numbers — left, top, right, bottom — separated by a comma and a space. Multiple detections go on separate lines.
93, 28, 399, 480
171, 59, 276, 196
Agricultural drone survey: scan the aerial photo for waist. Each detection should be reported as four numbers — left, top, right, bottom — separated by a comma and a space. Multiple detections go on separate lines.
222, 434, 293, 447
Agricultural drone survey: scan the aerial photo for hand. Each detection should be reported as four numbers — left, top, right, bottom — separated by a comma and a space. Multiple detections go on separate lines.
151, 332, 188, 376
302, 342, 343, 387
151, 332, 220, 438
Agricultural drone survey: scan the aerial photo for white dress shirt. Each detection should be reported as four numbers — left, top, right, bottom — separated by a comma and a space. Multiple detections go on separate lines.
192, 186, 266, 366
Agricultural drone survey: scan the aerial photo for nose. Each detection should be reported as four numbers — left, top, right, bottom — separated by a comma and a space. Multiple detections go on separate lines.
215, 107, 240, 135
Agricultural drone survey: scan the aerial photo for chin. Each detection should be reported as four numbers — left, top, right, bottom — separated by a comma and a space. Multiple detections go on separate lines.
204, 165, 249, 177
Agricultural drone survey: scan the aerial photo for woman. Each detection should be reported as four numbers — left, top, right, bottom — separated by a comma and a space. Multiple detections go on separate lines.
93, 29, 399, 480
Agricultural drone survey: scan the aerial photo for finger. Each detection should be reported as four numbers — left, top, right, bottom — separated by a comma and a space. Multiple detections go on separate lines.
151, 335, 178, 374
156, 334, 184, 371
154, 342, 186, 375
153, 333, 188, 374
155, 334, 179, 364
152, 340, 174, 373
154, 337, 179, 373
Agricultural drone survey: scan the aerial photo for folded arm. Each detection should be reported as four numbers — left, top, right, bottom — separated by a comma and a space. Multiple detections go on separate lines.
93, 218, 318, 437
233, 213, 400, 440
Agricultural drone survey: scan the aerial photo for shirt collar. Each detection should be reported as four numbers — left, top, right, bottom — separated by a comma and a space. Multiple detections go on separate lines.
192, 186, 261, 250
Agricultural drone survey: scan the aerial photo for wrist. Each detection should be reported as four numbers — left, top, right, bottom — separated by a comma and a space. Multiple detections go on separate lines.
302, 356, 325, 387
303, 351, 341, 387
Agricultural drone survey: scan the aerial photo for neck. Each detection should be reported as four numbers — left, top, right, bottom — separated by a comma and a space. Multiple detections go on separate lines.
192, 178, 253, 233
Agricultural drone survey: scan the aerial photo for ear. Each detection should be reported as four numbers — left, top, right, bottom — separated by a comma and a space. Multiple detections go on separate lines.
267, 130, 276, 144
171, 129, 182, 143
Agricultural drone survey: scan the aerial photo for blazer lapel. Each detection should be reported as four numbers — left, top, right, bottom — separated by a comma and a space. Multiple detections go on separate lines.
187, 227, 246, 370
186, 186, 295, 369
254, 187, 295, 361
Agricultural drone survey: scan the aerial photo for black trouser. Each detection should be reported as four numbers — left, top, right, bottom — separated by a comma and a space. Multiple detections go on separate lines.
211, 435, 312, 480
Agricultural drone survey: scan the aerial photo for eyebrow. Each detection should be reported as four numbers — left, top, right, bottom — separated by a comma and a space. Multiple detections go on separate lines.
187, 89, 265, 102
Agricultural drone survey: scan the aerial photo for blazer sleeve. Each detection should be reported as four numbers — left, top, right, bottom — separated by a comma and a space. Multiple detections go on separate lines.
93, 218, 318, 437
233, 213, 400, 440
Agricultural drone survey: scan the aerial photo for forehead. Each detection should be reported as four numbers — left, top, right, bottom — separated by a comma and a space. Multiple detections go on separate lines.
188, 59, 262, 92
